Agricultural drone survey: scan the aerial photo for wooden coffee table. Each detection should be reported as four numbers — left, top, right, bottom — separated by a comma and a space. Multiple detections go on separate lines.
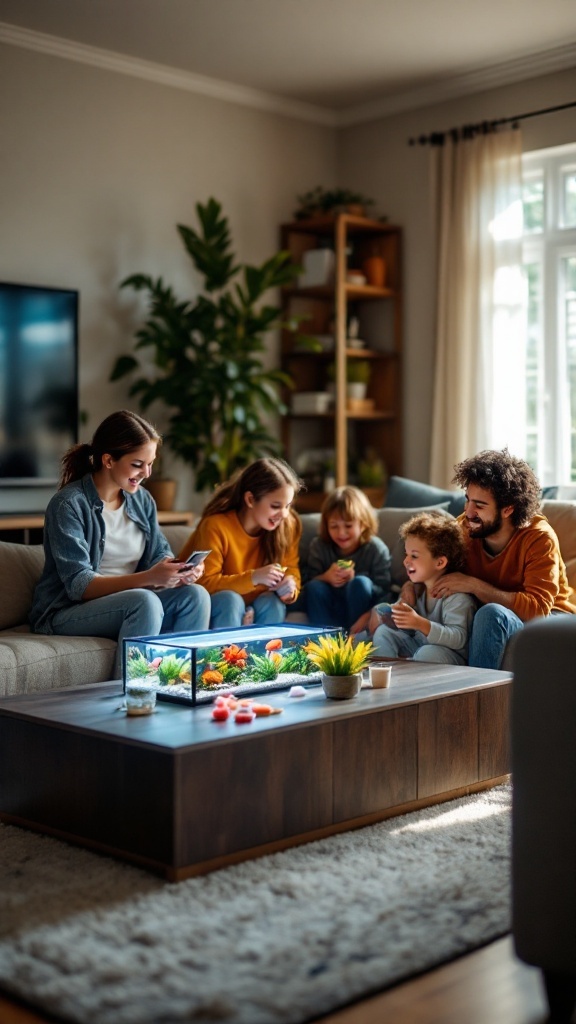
0, 661, 511, 881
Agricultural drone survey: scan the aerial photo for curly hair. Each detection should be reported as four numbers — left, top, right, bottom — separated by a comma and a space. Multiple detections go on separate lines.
319, 486, 378, 545
399, 511, 466, 573
452, 449, 541, 528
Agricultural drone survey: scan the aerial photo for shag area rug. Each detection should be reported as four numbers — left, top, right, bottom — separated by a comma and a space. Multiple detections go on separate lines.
0, 784, 511, 1024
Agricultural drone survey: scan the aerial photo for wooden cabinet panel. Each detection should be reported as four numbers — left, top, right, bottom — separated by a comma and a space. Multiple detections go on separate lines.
175, 726, 333, 864
478, 684, 511, 779
0, 719, 176, 863
332, 706, 418, 821
417, 693, 478, 798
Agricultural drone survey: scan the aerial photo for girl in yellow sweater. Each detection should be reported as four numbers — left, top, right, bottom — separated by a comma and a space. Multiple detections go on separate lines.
178, 458, 303, 628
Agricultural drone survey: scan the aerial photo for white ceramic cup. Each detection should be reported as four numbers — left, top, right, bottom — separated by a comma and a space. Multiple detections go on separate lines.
369, 664, 392, 689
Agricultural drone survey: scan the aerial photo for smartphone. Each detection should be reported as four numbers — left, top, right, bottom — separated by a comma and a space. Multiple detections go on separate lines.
177, 550, 211, 572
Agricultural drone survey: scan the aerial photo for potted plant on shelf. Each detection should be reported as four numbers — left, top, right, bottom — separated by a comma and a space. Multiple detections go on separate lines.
110, 198, 300, 495
294, 187, 376, 220
327, 359, 372, 402
304, 633, 374, 700
346, 359, 371, 400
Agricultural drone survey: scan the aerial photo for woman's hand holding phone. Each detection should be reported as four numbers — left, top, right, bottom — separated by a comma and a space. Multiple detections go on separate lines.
165, 550, 210, 585
177, 550, 211, 571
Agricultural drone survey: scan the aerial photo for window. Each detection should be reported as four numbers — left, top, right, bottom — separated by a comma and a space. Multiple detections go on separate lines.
521, 144, 576, 485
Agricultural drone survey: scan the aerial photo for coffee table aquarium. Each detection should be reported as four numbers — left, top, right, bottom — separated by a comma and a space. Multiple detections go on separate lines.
123, 624, 339, 706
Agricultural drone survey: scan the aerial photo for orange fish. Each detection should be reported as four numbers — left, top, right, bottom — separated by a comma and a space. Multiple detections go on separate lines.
265, 639, 282, 651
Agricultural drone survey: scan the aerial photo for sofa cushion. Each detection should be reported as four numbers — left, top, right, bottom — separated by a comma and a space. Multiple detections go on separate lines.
0, 541, 44, 631
0, 631, 117, 697
162, 524, 194, 556
541, 500, 576, 593
384, 475, 465, 517
298, 513, 322, 567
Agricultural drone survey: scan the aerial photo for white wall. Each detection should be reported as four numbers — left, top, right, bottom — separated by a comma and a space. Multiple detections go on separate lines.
1, 40, 575, 511
338, 67, 576, 484
0, 42, 336, 513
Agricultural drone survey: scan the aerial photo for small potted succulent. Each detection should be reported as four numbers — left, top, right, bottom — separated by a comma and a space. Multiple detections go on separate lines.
304, 633, 374, 700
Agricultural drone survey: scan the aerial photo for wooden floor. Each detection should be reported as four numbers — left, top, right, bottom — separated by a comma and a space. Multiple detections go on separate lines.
0, 935, 551, 1024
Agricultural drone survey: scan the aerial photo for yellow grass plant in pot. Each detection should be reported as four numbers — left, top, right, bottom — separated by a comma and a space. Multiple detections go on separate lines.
304, 633, 374, 700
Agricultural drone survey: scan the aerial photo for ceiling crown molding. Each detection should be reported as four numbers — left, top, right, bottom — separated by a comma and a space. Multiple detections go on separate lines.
337, 41, 576, 126
1, 20, 574, 129
0, 21, 337, 127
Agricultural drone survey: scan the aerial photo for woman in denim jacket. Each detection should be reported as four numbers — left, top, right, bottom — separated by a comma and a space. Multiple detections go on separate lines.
30, 410, 211, 677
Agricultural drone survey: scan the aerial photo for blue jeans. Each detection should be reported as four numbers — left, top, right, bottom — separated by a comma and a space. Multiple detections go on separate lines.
51, 584, 211, 678
305, 576, 376, 630
372, 623, 465, 664
210, 589, 286, 629
468, 603, 524, 669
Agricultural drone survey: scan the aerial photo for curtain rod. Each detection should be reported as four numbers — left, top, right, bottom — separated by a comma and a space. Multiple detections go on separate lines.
408, 99, 576, 146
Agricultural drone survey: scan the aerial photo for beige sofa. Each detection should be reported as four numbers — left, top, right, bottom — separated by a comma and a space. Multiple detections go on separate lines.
1, 503, 574, 698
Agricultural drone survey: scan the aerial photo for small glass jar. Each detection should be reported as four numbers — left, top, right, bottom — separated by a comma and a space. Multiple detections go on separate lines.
125, 682, 157, 716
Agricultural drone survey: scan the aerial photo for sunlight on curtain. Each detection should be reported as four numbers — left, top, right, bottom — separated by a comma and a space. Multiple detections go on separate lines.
556, 255, 575, 483
430, 128, 525, 488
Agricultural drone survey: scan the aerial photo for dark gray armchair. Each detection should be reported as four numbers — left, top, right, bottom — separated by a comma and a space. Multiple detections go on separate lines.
511, 615, 576, 1022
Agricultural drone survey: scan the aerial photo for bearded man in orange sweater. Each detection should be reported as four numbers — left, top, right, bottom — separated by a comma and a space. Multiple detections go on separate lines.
428, 449, 575, 669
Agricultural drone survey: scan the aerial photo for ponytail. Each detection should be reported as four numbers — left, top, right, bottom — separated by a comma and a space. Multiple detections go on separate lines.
59, 443, 93, 488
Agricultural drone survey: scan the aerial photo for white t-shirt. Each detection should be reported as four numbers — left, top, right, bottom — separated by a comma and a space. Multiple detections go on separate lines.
99, 503, 146, 576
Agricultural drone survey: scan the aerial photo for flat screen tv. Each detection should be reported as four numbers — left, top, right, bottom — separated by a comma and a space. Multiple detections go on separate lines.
0, 281, 78, 486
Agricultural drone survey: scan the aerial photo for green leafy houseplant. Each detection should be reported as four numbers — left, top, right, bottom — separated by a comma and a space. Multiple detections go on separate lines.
110, 198, 300, 493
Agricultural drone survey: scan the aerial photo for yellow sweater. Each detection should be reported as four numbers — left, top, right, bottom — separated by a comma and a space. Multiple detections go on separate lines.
458, 512, 576, 620
178, 510, 301, 604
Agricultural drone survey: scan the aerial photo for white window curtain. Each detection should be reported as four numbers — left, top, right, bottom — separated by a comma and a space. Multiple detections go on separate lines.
429, 127, 525, 488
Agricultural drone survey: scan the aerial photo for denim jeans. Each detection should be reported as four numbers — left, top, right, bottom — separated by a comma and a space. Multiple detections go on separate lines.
51, 584, 211, 678
371, 622, 465, 664
305, 576, 377, 630
210, 589, 286, 629
468, 602, 524, 669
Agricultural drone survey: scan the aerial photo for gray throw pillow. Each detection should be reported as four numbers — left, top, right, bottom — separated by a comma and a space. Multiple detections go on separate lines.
384, 475, 465, 517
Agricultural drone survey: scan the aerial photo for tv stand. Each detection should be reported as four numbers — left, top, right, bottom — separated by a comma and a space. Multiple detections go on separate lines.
0, 511, 195, 545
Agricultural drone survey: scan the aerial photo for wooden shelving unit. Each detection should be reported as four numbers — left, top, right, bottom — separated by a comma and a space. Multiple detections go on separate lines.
280, 213, 403, 510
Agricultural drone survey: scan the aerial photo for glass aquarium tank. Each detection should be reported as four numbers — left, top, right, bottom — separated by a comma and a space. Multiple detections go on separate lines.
122, 624, 340, 706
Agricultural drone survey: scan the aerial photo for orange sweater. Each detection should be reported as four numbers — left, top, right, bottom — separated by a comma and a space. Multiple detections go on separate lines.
458, 512, 576, 620
178, 510, 302, 604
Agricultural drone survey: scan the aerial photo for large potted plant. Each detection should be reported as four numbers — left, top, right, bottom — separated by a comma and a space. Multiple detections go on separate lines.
304, 633, 374, 700
110, 198, 300, 495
